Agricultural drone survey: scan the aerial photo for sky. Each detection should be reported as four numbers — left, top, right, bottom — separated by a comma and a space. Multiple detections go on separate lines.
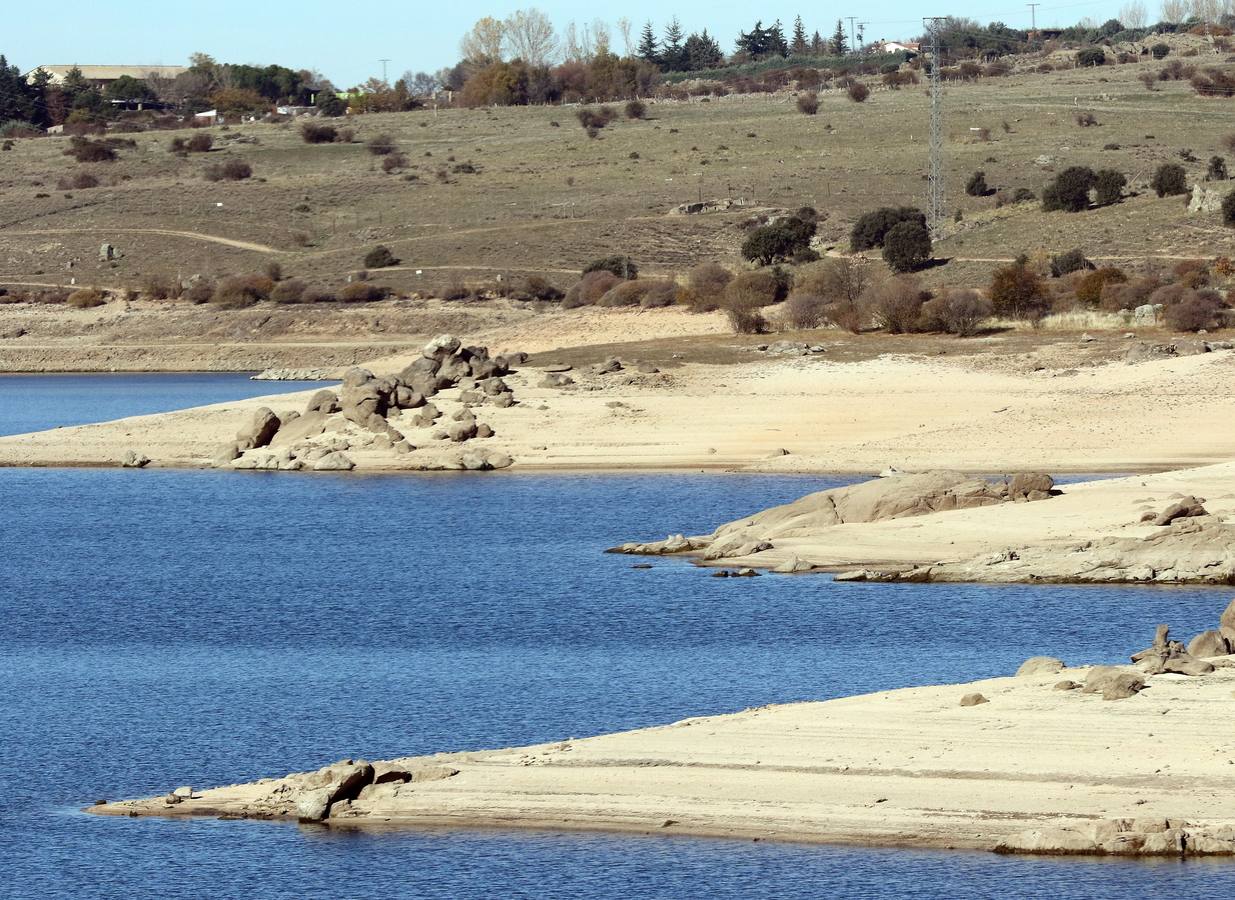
6, 0, 1135, 88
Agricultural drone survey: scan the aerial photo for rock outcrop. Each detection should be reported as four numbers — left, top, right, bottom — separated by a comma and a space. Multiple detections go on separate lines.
997, 817, 1235, 856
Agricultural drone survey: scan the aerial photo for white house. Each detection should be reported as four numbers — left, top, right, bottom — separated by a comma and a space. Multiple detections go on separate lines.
876, 41, 921, 54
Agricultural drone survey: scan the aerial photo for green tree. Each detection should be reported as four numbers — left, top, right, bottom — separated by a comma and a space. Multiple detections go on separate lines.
831, 19, 849, 55
1094, 169, 1127, 206
637, 21, 660, 63
683, 31, 724, 70
882, 222, 932, 272
791, 16, 809, 55
1150, 163, 1187, 197
661, 18, 686, 69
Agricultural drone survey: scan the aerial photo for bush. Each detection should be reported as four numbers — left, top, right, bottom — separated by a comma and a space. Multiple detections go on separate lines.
366, 134, 396, 155
624, 100, 646, 120
680, 262, 732, 312
1043, 166, 1096, 212
863, 276, 928, 333
582, 256, 637, 279
270, 279, 307, 303
520, 275, 564, 301
576, 107, 616, 131
1075, 112, 1099, 127
182, 278, 214, 304
1077, 48, 1106, 67
1151, 163, 1188, 197
364, 245, 398, 269
882, 221, 932, 273
724, 270, 783, 310
965, 171, 989, 197
1076, 267, 1126, 306
597, 279, 678, 308
1137, 71, 1159, 91
63, 137, 116, 163
67, 288, 106, 308
1094, 169, 1127, 206
1191, 68, 1235, 98
741, 217, 816, 265
301, 121, 338, 144
1100, 274, 1159, 312
141, 273, 178, 300
563, 271, 622, 308
782, 292, 828, 329
795, 257, 870, 307
919, 289, 992, 336
990, 261, 1049, 322
301, 286, 336, 303
186, 133, 213, 153
1223, 191, 1235, 226
1163, 290, 1226, 332
850, 207, 926, 251
796, 92, 819, 115
213, 274, 273, 308
382, 152, 408, 173
204, 159, 251, 181
1049, 249, 1092, 278
721, 289, 768, 334
847, 82, 869, 103
1152, 43, 1170, 59
56, 172, 100, 190
339, 282, 390, 302
1207, 156, 1228, 181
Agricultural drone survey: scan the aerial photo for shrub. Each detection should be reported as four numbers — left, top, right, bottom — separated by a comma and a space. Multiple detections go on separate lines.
56, 172, 100, 190
204, 159, 251, 181
67, 288, 106, 308
724, 270, 783, 310
681, 262, 733, 312
366, 134, 396, 155
825, 298, 866, 333
364, 245, 398, 269
301, 121, 338, 143
782, 292, 828, 329
339, 282, 389, 302
721, 289, 768, 334
1191, 69, 1235, 98
576, 107, 616, 131
1077, 48, 1106, 67
597, 279, 677, 308
1042, 166, 1096, 212
213, 274, 273, 308
1151, 163, 1188, 197
1049, 249, 1092, 278
850, 207, 926, 251
1152, 43, 1170, 59
186, 133, 213, 153
919, 289, 992, 336
1012, 187, 1036, 204
141, 273, 178, 300
582, 256, 637, 279
990, 261, 1049, 322
270, 279, 307, 303
1207, 156, 1228, 181
263, 260, 283, 282
520, 275, 564, 301
182, 278, 215, 304
301, 286, 336, 303
1075, 267, 1126, 306
863, 276, 928, 333
965, 171, 989, 196
563, 271, 622, 308
1163, 290, 1226, 332
1075, 112, 1099, 127
63, 137, 116, 163
1138, 71, 1159, 91
796, 92, 819, 115
382, 152, 408, 173
624, 100, 646, 120
1173, 258, 1210, 288
846, 82, 870, 103
882, 221, 932, 273
795, 257, 870, 307
1100, 274, 1159, 312
1094, 169, 1127, 206
741, 217, 816, 265
1223, 191, 1235, 226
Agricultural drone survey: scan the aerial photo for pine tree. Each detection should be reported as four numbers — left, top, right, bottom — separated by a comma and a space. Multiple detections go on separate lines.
770, 19, 790, 57
684, 30, 724, 70
810, 31, 826, 54
637, 21, 660, 63
662, 17, 686, 70
791, 16, 809, 55
830, 19, 849, 55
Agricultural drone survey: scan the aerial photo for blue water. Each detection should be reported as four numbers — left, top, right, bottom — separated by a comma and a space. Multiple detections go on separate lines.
0, 373, 329, 437
1, 380, 1233, 898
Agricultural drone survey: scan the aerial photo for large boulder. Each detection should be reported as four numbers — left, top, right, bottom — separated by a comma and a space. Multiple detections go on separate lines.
236, 407, 281, 449
1152, 496, 1207, 526
1082, 666, 1146, 700
1015, 656, 1065, 677
312, 452, 355, 471
305, 389, 340, 414
1007, 473, 1054, 499
422, 334, 461, 363
270, 411, 327, 448
1131, 624, 1215, 676
1220, 598, 1235, 645
1187, 629, 1231, 659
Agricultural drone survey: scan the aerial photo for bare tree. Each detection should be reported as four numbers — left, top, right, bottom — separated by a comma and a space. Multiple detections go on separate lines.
562, 22, 584, 61
1192, 0, 1221, 21
617, 17, 634, 56
402, 70, 441, 96
590, 19, 612, 57
505, 8, 558, 66
1119, 0, 1148, 27
1160, 0, 1192, 22
460, 16, 506, 64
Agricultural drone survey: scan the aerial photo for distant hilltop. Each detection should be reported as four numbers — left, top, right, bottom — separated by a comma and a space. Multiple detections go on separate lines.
23, 65, 188, 87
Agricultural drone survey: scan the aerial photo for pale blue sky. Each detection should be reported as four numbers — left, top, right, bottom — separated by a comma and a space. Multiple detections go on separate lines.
8, 0, 1129, 88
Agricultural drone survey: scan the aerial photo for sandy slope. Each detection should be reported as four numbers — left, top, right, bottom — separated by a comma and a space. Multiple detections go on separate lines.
90, 660, 1235, 854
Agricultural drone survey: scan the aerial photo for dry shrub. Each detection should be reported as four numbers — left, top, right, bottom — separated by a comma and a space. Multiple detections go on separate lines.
301, 286, 335, 303
366, 133, 396, 155
270, 279, 307, 303
63, 137, 116, 163
861, 276, 929, 334
519, 275, 563, 301
1164, 289, 1227, 331
919, 289, 992, 336
1075, 267, 1126, 307
56, 172, 100, 190
576, 107, 616, 130
824, 299, 865, 333
339, 282, 389, 302
1100, 274, 1158, 311
796, 92, 819, 115
625, 100, 647, 119
67, 288, 106, 308
213, 274, 273, 308
141, 273, 179, 300
680, 262, 732, 312
724, 270, 782, 308
1174, 259, 1210, 288
597, 279, 678, 308
381, 152, 408, 173
183, 278, 215, 304
301, 121, 338, 143
847, 82, 870, 103
782, 292, 828, 329
795, 257, 869, 305
186, 133, 213, 153
721, 292, 767, 334
204, 159, 251, 181
441, 280, 473, 301
563, 271, 621, 308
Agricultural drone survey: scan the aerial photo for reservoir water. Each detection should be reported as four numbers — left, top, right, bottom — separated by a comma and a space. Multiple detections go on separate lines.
1, 376, 1231, 898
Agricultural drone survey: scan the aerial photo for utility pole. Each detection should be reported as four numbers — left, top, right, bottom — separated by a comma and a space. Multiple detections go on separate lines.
379, 58, 391, 83
1027, 3, 1039, 31
858, 23, 869, 55
847, 17, 857, 53
924, 17, 947, 235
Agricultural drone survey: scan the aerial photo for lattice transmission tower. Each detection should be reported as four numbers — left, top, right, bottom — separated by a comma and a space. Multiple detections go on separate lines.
924, 17, 946, 235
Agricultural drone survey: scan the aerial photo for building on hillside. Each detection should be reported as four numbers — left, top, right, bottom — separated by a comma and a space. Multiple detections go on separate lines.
23, 65, 188, 88
875, 41, 921, 54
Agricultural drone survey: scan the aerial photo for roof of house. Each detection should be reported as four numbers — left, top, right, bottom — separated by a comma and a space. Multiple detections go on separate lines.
24, 65, 188, 84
